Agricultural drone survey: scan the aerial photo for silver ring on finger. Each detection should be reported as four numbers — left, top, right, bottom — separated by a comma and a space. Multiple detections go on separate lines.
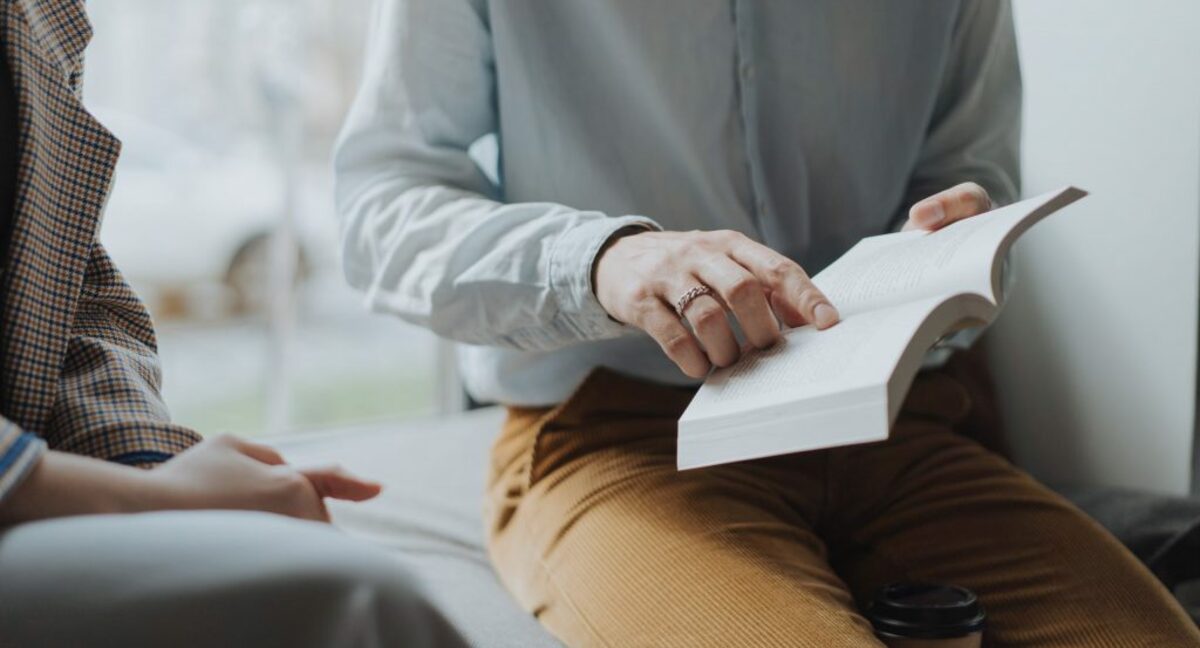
675, 284, 714, 318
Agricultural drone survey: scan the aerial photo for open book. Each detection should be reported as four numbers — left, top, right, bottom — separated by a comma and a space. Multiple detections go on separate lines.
677, 186, 1087, 470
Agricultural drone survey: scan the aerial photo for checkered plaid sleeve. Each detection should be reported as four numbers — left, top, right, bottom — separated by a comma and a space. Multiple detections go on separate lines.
42, 242, 202, 466
0, 418, 46, 504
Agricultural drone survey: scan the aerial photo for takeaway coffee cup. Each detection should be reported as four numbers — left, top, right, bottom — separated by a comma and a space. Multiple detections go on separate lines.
865, 583, 986, 648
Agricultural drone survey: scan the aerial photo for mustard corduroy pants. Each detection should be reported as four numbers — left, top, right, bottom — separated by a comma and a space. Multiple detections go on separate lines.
486, 368, 1199, 647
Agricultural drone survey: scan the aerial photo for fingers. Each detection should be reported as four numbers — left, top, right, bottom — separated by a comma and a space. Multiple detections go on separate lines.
727, 239, 839, 330
219, 435, 286, 466
599, 228, 840, 378
678, 291, 739, 367
270, 468, 332, 522
296, 489, 332, 523
300, 465, 383, 502
694, 257, 780, 349
906, 182, 992, 231
637, 302, 711, 378
311, 500, 332, 523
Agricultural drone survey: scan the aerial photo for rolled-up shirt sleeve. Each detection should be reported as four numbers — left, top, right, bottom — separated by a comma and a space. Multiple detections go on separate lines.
334, 0, 658, 351
0, 422, 46, 505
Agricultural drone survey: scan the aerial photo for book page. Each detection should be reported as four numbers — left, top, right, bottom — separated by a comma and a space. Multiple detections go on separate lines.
708, 308, 885, 401
678, 293, 996, 469
683, 296, 945, 421
813, 187, 1086, 317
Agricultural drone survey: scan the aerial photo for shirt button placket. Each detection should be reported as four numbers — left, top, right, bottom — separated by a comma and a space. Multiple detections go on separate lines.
733, 1, 770, 230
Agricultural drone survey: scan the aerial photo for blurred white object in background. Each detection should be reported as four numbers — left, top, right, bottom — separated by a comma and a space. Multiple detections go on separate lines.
86, 0, 439, 437
100, 108, 288, 319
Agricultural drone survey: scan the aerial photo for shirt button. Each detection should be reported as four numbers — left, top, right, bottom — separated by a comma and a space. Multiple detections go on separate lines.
741, 64, 754, 80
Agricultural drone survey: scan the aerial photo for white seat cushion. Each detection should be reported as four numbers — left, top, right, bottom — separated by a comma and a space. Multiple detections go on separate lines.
273, 408, 560, 648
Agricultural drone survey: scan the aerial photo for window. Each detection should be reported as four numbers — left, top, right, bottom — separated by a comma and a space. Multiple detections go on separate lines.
85, 0, 447, 437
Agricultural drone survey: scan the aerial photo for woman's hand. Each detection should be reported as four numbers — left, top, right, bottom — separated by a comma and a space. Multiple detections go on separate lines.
145, 435, 382, 522
594, 229, 840, 378
0, 436, 382, 525
902, 182, 994, 232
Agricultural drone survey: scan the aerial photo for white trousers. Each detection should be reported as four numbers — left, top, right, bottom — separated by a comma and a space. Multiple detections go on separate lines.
0, 511, 468, 648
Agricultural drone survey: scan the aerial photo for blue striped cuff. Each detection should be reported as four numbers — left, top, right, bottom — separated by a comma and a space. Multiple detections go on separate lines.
0, 433, 48, 504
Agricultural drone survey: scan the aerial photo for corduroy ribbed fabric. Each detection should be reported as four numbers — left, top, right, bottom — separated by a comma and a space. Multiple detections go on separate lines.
485, 368, 1200, 647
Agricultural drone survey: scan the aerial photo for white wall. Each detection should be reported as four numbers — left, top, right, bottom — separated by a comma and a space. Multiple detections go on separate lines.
989, 2, 1200, 494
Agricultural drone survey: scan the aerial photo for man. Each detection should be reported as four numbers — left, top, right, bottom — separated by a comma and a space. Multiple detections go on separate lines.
0, 1, 463, 646
336, 1, 1199, 646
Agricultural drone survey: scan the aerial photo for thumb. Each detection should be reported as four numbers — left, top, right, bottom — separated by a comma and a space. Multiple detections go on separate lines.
906, 182, 992, 231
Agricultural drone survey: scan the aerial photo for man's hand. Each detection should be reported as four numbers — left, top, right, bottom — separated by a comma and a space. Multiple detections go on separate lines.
902, 182, 994, 232
146, 435, 382, 522
594, 229, 839, 378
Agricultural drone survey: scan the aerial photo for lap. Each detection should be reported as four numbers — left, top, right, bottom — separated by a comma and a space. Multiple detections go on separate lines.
487, 369, 1200, 648
0, 511, 465, 648
487, 373, 883, 647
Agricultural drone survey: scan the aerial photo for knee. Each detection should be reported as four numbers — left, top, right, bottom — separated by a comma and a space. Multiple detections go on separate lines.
269, 557, 442, 644
155, 512, 466, 647
252, 526, 462, 646
271, 533, 432, 616
0, 511, 467, 647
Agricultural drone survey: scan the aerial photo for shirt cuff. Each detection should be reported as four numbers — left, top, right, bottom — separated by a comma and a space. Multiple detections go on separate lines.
548, 214, 661, 341
0, 430, 47, 505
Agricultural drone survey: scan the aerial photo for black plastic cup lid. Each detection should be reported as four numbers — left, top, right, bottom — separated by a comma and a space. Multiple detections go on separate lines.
865, 583, 986, 639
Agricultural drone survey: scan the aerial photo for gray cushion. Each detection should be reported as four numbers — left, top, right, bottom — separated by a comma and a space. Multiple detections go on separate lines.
273, 408, 561, 648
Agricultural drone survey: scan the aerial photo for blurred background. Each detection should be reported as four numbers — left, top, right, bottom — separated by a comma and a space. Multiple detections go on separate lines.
84, 0, 445, 438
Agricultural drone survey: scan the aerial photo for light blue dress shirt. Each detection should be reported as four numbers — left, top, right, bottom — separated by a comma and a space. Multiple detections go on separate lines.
335, 0, 1021, 406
